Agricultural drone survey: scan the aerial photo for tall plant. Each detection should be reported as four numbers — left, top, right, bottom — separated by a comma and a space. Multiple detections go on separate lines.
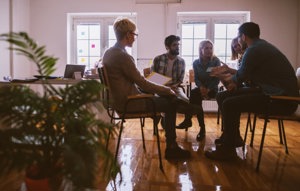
0, 32, 120, 190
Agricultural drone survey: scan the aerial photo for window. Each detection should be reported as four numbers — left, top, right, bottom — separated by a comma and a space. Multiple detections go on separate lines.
178, 12, 250, 70
68, 13, 137, 70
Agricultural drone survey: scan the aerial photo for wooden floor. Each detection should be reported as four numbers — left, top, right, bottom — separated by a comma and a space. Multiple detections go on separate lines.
1, 113, 299, 191
102, 113, 300, 191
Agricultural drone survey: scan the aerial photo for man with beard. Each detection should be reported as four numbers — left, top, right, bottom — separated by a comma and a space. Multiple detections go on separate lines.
205, 22, 299, 160
151, 35, 188, 103
151, 35, 189, 130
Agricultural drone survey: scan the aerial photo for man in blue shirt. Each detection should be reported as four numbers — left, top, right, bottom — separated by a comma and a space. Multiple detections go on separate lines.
206, 22, 299, 160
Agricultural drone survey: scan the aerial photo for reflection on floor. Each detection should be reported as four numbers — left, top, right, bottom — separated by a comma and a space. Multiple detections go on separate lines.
101, 113, 300, 191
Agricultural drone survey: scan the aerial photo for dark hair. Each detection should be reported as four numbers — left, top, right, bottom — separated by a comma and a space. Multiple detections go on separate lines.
164, 35, 180, 47
238, 22, 260, 39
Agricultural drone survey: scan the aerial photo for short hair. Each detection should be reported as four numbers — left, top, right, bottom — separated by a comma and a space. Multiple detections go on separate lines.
113, 17, 136, 41
164, 35, 180, 47
238, 22, 260, 39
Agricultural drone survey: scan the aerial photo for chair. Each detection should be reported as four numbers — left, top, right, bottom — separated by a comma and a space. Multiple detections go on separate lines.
98, 67, 164, 171
244, 67, 300, 171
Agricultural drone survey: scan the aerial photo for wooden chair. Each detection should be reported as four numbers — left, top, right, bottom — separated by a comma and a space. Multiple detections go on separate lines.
98, 67, 164, 171
245, 68, 300, 171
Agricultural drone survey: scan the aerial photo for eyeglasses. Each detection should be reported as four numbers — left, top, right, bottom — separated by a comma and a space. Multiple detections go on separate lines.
130, 32, 138, 37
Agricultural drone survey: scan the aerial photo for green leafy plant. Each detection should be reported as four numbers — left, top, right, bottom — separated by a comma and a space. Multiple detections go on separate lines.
0, 32, 120, 190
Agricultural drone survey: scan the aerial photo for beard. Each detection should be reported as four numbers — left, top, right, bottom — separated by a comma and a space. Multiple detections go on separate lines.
169, 49, 179, 56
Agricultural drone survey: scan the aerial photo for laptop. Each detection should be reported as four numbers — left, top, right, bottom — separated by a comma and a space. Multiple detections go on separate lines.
63, 64, 86, 79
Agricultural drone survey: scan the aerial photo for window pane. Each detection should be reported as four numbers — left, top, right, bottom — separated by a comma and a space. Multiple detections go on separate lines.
89, 40, 100, 56
182, 24, 194, 38
77, 25, 89, 40
89, 25, 100, 39
181, 23, 206, 64
194, 24, 206, 38
227, 24, 240, 38
215, 24, 227, 38
214, 23, 242, 63
76, 24, 101, 69
77, 40, 89, 56
181, 39, 193, 56
78, 57, 88, 65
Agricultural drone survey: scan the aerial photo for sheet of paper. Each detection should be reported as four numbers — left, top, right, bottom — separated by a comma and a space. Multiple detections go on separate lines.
146, 72, 171, 85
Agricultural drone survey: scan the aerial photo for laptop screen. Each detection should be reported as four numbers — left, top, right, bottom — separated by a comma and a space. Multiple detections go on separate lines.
63, 64, 86, 79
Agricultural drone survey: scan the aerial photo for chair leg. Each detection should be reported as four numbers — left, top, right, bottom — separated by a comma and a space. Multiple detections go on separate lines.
217, 107, 220, 125
256, 118, 268, 171
279, 119, 289, 154
154, 120, 164, 172
278, 119, 283, 144
246, 113, 252, 132
250, 114, 257, 147
140, 118, 146, 150
115, 119, 125, 162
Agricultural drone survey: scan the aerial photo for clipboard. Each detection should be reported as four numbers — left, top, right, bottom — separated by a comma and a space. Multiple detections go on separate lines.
146, 72, 171, 85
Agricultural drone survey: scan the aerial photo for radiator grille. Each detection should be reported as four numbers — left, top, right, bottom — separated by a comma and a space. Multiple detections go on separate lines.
203, 100, 218, 112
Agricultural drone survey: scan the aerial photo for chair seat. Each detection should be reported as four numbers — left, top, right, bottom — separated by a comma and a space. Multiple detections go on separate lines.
117, 112, 161, 119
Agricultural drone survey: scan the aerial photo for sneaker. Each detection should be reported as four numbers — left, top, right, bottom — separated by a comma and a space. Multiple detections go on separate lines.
196, 131, 205, 141
214, 135, 244, 147
205, 145, 237, 161
176, 119, 192, 129
165, 146, 191, 159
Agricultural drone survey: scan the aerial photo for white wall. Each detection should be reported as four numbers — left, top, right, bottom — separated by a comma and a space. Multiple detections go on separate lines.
1, 0, 299, 78
0, 0, 10, 79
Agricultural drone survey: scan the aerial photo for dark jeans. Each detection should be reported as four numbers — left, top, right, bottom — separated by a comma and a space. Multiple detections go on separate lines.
148, 95, 203, 147
147, 96, 177, 147
217, 89, 297, 147
185, 87, 217, 129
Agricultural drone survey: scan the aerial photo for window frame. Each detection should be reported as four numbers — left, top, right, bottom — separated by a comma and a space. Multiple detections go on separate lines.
67, 13, 137, 69
177, 11, 250, 69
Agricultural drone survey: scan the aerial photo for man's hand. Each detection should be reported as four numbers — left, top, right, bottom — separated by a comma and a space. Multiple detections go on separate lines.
225, 80, 237, 92
210, 64, 230, 77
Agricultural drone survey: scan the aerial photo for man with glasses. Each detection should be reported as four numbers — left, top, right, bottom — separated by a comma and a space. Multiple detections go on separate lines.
102, 18, 191, 159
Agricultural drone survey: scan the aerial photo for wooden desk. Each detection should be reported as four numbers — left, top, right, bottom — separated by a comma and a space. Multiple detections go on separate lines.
0, 78, 83, 85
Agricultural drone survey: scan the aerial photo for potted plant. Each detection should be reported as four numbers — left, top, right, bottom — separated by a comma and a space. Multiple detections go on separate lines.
0, 32, 120, 190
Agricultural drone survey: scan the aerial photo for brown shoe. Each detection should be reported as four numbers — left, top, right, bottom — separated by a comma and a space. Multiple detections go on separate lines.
205, 145, 237, 161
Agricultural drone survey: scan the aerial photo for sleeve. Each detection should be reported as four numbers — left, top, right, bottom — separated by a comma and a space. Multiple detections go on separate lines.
121, 53, 171, 95
151, 56, 159, 73
232, 48, 256, 84
193, 60, 202, 87
207, 57, 221, 90
178, 59, 186, 84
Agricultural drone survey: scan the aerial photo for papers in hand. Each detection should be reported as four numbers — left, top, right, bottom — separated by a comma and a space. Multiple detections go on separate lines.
146, 72, 171, 85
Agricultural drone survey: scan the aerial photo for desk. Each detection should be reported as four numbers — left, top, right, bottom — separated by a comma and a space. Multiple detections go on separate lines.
0, 78, 83, 85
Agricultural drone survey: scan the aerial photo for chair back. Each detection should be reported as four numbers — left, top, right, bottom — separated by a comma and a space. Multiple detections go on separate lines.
143, 67, 151, 77
189, 69, 195, 84
98, 67, 111, 110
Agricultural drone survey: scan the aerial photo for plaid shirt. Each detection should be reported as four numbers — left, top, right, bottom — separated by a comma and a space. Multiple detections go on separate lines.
151, 53, 185, 87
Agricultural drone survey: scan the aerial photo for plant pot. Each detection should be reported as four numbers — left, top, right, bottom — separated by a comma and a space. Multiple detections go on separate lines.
25, 177, 51, 191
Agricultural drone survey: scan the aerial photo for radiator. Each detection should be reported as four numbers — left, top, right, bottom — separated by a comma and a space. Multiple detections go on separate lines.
203, 100, 218, 112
